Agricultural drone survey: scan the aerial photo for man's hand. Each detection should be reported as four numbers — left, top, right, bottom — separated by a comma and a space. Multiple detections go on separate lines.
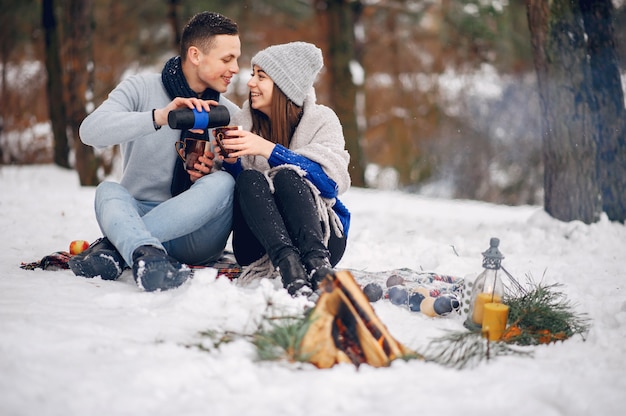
187, 149, 216, 182
153, 97, 220, 129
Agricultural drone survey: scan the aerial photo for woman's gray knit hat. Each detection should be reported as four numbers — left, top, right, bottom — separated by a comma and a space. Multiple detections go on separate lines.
251, 42, 323, 106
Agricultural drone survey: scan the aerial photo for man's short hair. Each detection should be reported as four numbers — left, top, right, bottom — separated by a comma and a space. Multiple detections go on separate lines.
180, 12, 239, 60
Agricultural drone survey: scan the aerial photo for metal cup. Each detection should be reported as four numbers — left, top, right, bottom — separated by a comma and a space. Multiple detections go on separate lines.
175, 137, 211, 171
213, 126, 241, 156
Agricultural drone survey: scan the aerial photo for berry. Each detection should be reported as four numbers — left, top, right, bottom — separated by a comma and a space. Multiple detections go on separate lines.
408, 292, 425, 312
388, 286, 408, 305
386, 274, 405, 288
363, 283, 384, 302
433, 295, 461, 316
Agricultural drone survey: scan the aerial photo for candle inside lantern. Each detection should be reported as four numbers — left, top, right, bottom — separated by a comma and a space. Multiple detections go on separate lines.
471, 292, 502, 325
482, 302, 509, 341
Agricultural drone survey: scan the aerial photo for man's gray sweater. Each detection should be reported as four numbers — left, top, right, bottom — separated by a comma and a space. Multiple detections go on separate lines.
80, 73, 239, 202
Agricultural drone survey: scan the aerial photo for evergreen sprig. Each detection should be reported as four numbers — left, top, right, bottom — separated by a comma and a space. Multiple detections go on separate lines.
190, 299, 314, 363
251, 313, 313, 363
420, 329, 532, 370
503, 278, 591, 345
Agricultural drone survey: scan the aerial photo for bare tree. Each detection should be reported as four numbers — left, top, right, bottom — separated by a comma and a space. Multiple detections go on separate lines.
42, 0, 71, 168
526, 0, 602, 224
65, 0, 99, 185
580, 0, 626, 223
167, 0, 182, 49
316, 0, 366, 187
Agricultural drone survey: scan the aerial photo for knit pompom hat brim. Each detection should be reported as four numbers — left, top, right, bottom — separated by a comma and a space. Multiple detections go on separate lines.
251, 42, 323, 106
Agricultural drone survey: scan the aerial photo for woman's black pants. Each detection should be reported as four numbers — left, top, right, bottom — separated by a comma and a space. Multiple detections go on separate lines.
232, 168, 346, 269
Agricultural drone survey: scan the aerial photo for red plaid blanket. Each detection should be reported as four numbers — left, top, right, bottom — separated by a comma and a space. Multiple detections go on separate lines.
21, 250, 243, 280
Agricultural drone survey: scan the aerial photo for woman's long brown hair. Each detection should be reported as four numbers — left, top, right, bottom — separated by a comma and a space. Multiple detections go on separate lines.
250, 84, 303, 148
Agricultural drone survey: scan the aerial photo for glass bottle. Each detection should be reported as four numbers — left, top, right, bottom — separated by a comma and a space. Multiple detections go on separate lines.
464, 238, 505, 330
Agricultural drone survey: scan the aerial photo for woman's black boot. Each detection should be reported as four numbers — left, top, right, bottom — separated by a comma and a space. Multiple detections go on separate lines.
303, 256, 333, 290
277, 252, 313, 297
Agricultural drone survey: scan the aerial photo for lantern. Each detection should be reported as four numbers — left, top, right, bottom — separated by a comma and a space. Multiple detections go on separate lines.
464, 238, 506, 331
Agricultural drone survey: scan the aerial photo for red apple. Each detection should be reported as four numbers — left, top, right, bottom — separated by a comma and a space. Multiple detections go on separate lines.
69, 240, 90, 255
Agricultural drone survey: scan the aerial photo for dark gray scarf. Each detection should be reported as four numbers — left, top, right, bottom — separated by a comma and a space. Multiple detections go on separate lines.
162, 56, 220, 196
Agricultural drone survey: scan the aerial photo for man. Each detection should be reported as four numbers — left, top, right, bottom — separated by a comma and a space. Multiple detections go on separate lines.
70, 12, 241, 291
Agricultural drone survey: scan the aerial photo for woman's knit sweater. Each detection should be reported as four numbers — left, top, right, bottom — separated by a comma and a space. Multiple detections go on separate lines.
226, 90, 351, 236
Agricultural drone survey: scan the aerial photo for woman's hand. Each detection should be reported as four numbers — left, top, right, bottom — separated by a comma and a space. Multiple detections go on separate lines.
214, 129, 275, 161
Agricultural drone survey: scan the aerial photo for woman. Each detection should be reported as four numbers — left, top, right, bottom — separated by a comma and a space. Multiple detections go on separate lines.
216, 42, 351, 297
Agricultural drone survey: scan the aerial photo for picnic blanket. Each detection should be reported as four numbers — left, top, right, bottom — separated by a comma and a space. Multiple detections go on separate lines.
20, 250, 243, 280
21, 250, 463, 318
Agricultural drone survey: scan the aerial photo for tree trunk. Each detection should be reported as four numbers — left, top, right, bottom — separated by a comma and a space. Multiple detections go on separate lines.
42, 0, 71, 168
167, 0, 181, 50
323, 0, 366, 188
385, 9, 413, 185
526, 0, 601, 224
65, 0, 99, 185
580, 0, 626, 223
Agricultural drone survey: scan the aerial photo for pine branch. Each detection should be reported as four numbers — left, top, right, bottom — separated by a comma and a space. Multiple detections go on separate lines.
190, 298, 310, 361
252, 314, 313, 363
504, 277, 591, 345
419, 330, 532, 370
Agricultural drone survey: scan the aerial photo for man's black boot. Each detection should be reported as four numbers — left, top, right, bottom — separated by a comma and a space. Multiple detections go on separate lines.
68, 237, 125, 281
132, 245, 191, 292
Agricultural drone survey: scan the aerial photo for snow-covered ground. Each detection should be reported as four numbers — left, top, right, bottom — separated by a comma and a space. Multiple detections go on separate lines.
1, 164, 625, 416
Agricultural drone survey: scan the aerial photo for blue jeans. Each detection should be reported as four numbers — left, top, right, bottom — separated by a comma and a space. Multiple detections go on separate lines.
94, 171, 234, 266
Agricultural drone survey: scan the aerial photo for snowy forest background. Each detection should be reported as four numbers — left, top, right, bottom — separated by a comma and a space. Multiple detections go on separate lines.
1, 0, 626, 213
2, 3, 626, 414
